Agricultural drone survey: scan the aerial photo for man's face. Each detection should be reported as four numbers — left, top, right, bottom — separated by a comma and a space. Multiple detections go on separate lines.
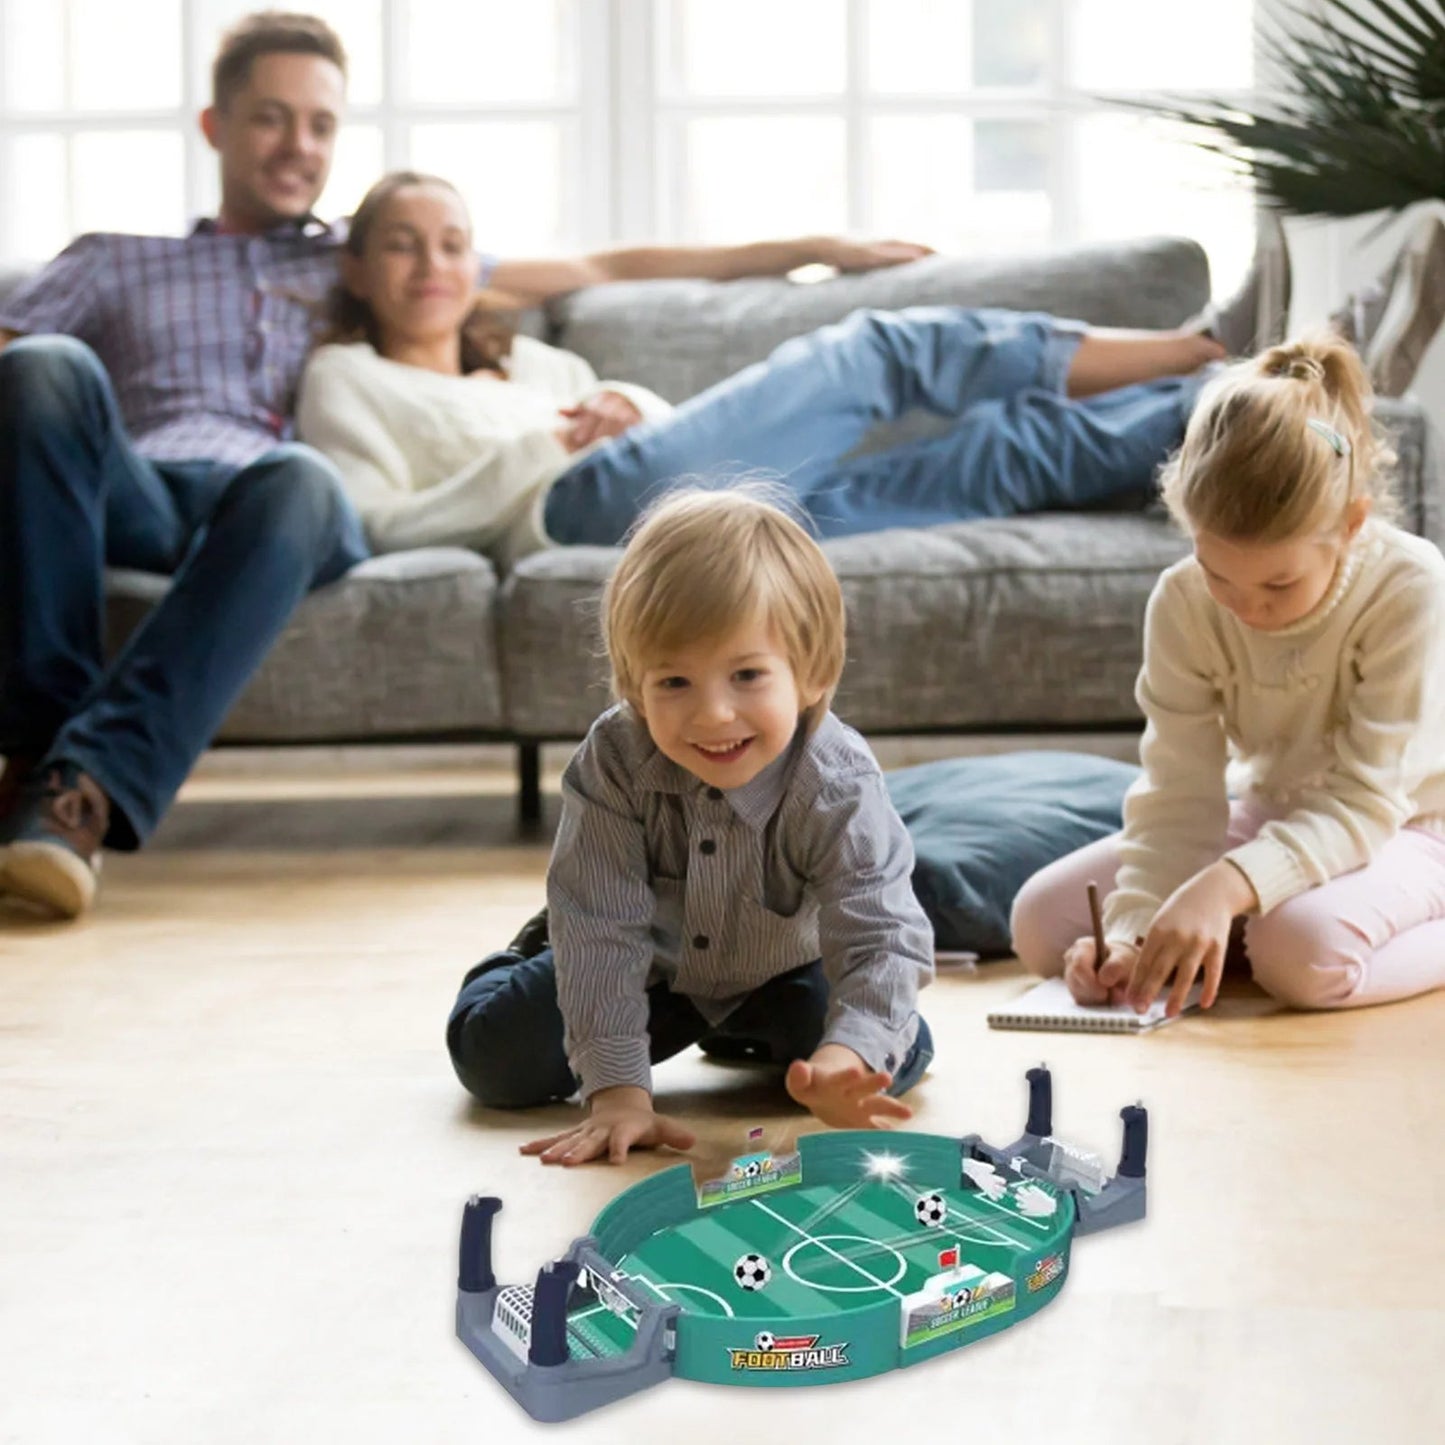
203, 51, 345, 228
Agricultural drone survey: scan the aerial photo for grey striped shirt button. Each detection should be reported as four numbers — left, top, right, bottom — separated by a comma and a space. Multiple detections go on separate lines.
549, 705, 935, 1100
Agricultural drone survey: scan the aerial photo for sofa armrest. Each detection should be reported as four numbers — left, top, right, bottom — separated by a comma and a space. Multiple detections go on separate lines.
1374, 396, 1444, 548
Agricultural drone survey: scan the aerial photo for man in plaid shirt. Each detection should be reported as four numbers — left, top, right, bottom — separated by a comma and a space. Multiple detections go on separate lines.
0, 11, 928, 921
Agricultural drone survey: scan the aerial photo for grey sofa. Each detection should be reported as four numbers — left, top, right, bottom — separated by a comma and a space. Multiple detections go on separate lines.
6, 237, 1441, 821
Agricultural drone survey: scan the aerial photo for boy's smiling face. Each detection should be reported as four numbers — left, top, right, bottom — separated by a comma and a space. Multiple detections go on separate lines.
636, 619, 823, 791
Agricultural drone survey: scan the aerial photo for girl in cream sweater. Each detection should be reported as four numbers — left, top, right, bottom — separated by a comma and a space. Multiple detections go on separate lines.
1012, 334, 1445, 1016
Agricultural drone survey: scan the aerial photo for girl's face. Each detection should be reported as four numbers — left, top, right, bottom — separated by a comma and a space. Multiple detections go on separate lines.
1193, 501, 1369, 632
342, 183, 475, 352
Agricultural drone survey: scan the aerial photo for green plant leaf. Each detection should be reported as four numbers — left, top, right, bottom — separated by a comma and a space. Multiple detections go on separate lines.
1120, 0, 1445, 217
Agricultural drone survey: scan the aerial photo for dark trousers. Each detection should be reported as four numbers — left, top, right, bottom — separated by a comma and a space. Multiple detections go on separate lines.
0, 336, 369, 846
448, 935, 936, 1109
447, 945, 834, 1109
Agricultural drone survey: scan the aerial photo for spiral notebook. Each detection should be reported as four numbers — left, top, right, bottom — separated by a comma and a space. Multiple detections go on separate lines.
987, 976, 1203, 1033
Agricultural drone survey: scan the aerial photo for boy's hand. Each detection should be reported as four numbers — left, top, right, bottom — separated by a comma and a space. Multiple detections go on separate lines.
1128, 860, 1257, 1016
785, 1043, 912, 1130
1061, 936, 1138, 1007
520, 1085, 697, 1166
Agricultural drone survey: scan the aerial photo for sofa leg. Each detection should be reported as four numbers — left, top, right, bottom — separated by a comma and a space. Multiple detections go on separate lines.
517, 742, 542, 827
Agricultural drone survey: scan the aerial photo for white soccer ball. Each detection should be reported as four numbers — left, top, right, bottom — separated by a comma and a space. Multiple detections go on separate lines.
915, 1192, 947, 1226
734, 1254, 772, 1291
755, 1331, 776, 1351
744, 1160, 762, 1178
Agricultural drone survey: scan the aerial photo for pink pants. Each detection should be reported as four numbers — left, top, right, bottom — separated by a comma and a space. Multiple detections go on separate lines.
1010, 795, 1445, 1009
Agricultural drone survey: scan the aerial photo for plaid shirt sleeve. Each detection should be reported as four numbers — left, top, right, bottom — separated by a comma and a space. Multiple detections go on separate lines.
0, 234, 108, 342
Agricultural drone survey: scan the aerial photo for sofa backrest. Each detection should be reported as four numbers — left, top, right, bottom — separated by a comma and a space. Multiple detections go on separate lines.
546, 235, 1210, 402
2, 233, 1210, 409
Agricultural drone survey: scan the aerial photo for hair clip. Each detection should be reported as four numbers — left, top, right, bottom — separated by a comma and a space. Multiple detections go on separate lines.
1306, 417, 1350, 456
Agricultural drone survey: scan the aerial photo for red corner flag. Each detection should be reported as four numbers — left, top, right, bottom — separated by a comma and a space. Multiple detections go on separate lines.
937, 1245, 959, 1270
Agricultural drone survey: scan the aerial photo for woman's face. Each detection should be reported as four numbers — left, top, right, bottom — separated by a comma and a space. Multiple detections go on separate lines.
344, 183, 475, 350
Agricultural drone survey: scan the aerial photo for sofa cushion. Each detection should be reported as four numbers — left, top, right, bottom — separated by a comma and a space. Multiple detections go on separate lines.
104, 548, 506, 741
885, 750, 1140, 956
548, 236, 1210, 403
498, 512, 1192, 738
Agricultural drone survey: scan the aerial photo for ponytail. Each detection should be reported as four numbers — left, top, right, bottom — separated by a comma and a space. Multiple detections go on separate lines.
1160, 330, 1396, 542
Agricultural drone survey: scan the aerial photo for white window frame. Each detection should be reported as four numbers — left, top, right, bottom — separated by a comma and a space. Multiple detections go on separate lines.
0, 0, 1258, 262
616, 0, 1258, 251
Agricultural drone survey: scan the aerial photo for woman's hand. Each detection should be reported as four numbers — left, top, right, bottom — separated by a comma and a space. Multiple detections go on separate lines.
557, 390, 643, 452
520, 1085, 696, 1166
1128, 861, 1258, 1016
1061, 936, 1139, 1006
785, 1044, 913, 1129
816, 238, 934, 273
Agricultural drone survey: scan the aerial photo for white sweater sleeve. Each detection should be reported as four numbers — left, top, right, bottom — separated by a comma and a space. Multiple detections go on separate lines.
296, 346, 567, 556
1225, 567, 1445, 913
1104, 568, 1231, 944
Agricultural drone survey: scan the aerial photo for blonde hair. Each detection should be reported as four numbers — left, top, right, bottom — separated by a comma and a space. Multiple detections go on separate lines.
1160, 331, 1396, 543
603, 487, 846, 732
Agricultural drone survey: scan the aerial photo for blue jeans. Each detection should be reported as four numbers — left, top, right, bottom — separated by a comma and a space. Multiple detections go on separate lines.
543, 306, 1202, 546
0, 336, 369, 847
447, 945, 933, 1109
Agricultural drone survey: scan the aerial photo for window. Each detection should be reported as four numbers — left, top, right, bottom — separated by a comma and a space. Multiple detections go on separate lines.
647, 0, 1258, 290
0, 0, 1257, 291
0, 0, 588, 259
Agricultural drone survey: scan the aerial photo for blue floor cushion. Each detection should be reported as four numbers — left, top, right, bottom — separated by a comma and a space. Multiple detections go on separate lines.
884, 750, 1140, 957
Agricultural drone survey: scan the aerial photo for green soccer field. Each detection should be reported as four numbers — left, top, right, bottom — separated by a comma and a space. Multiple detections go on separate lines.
566, 1169, 1066, 1361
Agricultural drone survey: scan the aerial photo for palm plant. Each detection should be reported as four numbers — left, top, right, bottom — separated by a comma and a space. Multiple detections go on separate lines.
1137, 0, 1445, 217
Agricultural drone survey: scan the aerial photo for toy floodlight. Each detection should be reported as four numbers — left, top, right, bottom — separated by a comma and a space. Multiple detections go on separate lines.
456, 1065, 1148, 1422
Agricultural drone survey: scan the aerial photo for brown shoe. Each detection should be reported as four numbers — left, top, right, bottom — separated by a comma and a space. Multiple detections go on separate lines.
506, 906, 550, 958
0, 762, 108, 919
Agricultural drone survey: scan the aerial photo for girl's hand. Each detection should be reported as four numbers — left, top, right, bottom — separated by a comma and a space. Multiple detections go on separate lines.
520, 1085, 696, 1166
557, 390, 643, 452
1129, 861, 1258, 1016
1061, 936, 1138, 1006
785, 1044, 913, 1129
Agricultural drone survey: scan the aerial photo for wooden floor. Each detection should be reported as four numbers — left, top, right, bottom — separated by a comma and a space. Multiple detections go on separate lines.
3, 750, 1442, 1445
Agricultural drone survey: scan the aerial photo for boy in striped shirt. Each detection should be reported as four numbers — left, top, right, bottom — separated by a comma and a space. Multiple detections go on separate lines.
447, 488, 935, 1164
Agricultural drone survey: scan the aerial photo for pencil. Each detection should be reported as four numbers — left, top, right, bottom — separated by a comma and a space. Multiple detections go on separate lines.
1087, 880, 1108, 964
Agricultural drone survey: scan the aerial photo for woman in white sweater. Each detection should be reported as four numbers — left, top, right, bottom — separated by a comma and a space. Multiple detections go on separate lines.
1012, 334, 1445, 1016
296, 172, 1229, 568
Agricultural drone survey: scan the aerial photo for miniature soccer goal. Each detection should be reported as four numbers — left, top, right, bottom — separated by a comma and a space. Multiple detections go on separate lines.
492, 1283, 535, 1361
1044, 1137, 1109, 1195
586, 1269, 644, 1330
